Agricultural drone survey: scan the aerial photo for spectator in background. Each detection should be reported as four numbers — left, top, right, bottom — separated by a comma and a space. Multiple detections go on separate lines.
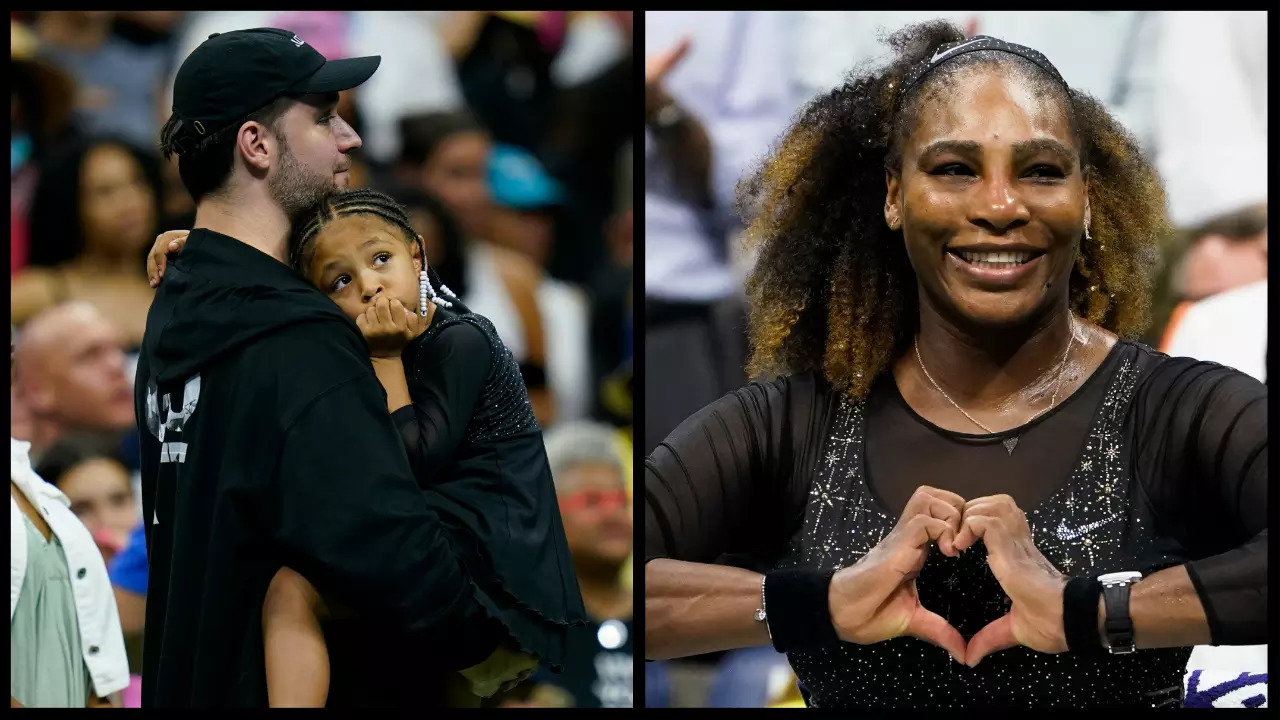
381, 183, 470, 301
11, 327, 130, 708
12, 137, 163, 350
395, 111, 493, 242
1144, 12, 1266, 361
489, 144, 593, 423
442, 11, 564, 154
1152, 12, 1266, 242
31, 12, 171, 151
109, 522, 148, 638
33, 437, 137, 566
502, 421, 633, 708
643, 12, 801, 455
590, 145, 634, 432
10, 303, 135, 464
1168, 205, 1267, 304
107, 520, 148, 708
395, 111, 558, 427
167, 11, 463, 166
540, 11, 633, 288
487, 144, 562, 270
12, 20, 78, 278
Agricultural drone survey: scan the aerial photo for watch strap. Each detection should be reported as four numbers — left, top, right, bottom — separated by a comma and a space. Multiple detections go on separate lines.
1102, 581, 1136, 653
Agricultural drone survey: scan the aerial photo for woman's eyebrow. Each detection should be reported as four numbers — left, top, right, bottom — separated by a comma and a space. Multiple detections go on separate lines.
919, 140, 981, 162
918, 138, 1077, 172
1012, 138, 1077, 172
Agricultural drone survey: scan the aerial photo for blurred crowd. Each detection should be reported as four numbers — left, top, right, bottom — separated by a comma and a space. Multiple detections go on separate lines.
644, 10, 1265, 708
11, 11, 633, 708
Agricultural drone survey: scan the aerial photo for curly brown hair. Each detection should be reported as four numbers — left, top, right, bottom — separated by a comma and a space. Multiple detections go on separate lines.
738, 20, 1168, 400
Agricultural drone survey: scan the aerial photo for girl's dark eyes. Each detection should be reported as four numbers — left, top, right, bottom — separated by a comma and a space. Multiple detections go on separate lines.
329, 253, 390, 291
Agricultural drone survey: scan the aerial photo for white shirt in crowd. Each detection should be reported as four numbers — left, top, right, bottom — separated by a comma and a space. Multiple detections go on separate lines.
10, 437, 130, 701
644, 11, 803, 303
1153, 11, 1267, 229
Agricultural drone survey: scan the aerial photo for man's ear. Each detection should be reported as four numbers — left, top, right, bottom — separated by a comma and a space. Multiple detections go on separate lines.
235, 120, 276, 174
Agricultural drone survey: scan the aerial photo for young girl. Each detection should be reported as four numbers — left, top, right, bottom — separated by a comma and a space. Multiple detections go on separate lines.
151, 189, 588, 706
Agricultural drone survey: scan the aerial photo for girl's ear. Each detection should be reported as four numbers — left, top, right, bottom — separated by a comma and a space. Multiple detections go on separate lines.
413, 233, 425, 273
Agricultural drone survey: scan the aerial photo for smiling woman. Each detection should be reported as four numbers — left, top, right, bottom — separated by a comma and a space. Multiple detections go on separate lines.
644, 20, 1266, 709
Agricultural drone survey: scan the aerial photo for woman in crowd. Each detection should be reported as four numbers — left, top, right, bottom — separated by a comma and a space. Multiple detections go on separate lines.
34, 437, 138, 565
644, 22, 1266, 708
395, 111, 558, 425
11, 327, 130, 708
12, 136, 163, 350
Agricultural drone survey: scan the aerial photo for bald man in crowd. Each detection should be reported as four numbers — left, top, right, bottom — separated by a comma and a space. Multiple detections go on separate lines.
11, 302, 136, 463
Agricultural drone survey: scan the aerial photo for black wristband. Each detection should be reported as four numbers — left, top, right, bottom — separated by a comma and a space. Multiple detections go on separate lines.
763, 568, 840, 653
1063, 577, 1105, 654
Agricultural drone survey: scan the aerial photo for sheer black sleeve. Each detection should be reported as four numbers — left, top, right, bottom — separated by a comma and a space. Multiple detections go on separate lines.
644, 373, 829, 568
391, 323, 492, 484
1131, 356, 1267, 645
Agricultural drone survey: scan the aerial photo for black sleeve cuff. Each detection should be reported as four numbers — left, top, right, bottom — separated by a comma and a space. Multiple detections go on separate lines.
764, 568, 840, 653
1182, 561, 1224, 646
390, 403, 417, 428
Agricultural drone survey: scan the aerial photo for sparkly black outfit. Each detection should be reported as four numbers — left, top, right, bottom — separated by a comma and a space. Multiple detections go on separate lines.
394, 307, 589, 670
645, 340, 1267, 708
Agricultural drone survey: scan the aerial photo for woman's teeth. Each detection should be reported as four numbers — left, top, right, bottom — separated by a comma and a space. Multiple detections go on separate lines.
956, 250, 1035, 268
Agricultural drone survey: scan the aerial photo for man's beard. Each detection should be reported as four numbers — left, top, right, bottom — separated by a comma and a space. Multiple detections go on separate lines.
268, 140, 340, 221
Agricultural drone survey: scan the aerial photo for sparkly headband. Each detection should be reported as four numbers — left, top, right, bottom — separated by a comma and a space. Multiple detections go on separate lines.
897, 35, 1069, 107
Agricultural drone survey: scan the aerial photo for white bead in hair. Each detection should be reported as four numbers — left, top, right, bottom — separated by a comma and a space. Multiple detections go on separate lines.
421, 269, 452, 310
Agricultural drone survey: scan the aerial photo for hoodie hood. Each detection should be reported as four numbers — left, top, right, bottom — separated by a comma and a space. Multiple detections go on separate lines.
143, 228, 358, 386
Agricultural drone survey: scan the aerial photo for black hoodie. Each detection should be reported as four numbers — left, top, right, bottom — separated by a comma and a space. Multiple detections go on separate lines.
134, 229, 501, 708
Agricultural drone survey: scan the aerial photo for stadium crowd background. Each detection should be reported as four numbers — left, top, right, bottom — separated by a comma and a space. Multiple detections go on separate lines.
11, 10, 633, 708
644, 10, 1266, 709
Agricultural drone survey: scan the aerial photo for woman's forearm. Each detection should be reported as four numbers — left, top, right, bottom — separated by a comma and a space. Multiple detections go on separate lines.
370, 357, 412, 414
1098, 564, 1212, 649
644, 558, 772, 660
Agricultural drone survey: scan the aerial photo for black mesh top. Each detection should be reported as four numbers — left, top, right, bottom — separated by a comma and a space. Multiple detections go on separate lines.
644, 340, 1267, 708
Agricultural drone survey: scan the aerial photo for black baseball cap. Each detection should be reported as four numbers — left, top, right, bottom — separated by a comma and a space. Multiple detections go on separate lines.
170, 28, 381, 154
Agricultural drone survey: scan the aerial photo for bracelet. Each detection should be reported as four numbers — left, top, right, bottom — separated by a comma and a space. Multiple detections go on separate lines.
1063, 576, 1105, 654
762, 568, 840, 653
755, 575, 771, 641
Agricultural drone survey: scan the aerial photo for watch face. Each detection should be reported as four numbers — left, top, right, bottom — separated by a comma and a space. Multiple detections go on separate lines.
1097, 570, 1142, 585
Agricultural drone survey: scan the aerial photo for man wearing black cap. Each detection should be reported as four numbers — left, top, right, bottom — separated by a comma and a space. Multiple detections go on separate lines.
135, 29, 520, 707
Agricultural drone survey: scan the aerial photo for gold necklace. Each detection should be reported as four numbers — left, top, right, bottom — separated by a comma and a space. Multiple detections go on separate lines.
914, 317, 1077, 455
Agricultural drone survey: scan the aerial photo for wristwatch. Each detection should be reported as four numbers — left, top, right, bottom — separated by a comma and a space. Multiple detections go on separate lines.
1097, 570, 1142, 654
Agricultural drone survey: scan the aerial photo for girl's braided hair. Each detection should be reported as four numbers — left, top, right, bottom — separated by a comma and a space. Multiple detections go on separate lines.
290, 188, 467, 312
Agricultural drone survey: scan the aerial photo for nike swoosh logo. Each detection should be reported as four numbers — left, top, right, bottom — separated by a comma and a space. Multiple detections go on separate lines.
1055, 512, 1121, 541
932, 39, 984, 64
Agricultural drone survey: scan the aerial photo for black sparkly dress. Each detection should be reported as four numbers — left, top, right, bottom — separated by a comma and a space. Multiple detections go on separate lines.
645, 340, 1267, 708
393, 307, 589, 670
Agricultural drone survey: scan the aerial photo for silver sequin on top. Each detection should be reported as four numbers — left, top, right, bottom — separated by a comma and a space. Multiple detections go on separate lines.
411, 312, 540, 444
773, 356, 1191, 708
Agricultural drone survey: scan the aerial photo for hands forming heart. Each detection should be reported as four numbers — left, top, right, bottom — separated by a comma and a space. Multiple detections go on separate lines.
827, 486, 1071, 667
